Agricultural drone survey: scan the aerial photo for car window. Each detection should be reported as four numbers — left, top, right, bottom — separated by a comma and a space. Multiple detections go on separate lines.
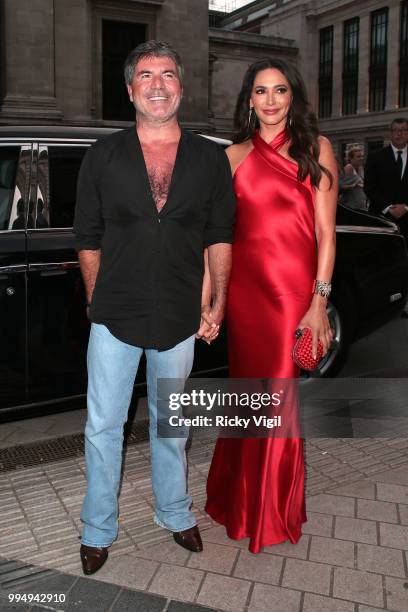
0, 146, 20, 230
47, 146, 89, 228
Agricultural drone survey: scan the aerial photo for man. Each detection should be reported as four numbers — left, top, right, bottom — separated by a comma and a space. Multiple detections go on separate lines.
364, 118, 408, 238
73, 40, 235, 575
364, 118, 408, 317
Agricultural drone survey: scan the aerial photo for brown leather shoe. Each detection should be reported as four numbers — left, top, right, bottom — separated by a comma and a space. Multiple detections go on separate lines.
173, 525, 203, 552
80, 544, 108, 575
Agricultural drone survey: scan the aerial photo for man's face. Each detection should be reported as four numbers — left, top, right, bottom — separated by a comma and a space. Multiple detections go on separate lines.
127, 55, 182, 124
390, 122, 408, 148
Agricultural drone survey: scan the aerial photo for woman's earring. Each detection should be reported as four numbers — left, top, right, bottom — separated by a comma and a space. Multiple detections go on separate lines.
248, 107, 254, 124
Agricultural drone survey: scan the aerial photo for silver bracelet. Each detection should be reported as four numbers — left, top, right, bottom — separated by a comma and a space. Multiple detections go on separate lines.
313, 279, 332, 298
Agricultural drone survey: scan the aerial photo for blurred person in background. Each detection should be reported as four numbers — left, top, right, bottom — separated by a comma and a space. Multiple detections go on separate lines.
339, 146, 367, 210
365, 118, 408, 238
365, 118, 408, 318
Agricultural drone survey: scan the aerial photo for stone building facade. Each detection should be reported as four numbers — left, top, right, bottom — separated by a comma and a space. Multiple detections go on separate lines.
219, 0, 408, 158
208, 28, 297, 135
0, 0, 210, 131
0, 0, 297, 136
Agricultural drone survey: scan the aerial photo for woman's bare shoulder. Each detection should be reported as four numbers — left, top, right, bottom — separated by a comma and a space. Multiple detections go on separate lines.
225, 141, 254, 176
317, 135, 336, 163
318, 135, 333, 152
317, 135, 338, 189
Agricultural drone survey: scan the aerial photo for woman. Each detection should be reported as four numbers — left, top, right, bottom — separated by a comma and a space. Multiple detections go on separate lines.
205, 58, 337, 553
339, 146, 367, 210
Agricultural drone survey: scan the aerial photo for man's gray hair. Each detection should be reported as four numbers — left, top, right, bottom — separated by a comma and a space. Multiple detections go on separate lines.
124, 40, 184, 86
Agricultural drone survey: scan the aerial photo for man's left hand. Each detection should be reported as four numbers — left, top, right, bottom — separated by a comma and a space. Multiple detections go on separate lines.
389, 204, 408, 219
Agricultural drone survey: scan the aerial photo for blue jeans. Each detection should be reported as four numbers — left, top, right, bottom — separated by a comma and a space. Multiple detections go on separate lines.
80, 323, 196, 547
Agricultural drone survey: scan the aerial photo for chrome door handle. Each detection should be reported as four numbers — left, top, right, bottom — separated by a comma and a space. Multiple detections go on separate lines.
28, 261, 79, 276
0, 265, 27, 274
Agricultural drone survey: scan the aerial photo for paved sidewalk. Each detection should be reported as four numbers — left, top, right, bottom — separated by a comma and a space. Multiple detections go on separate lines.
1, 420, 408, 611
3, 316, 408, 609
0, 556, 216, 612
0, 399, 147, 450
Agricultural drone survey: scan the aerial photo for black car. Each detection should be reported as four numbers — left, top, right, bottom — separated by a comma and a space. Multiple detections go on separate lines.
0, 126, 407, 418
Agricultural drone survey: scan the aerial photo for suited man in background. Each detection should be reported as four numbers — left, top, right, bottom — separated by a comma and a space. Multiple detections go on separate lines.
365, 117, 408, 317
365, 118, 408, 239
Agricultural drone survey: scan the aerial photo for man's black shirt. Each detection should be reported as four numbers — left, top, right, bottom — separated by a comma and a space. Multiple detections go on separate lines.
73, 127, 235, 350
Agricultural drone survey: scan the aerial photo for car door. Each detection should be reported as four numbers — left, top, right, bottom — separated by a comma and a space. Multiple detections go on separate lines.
0, 143, 32, 410
26, 142, 90, 403
335, 204, 408, 318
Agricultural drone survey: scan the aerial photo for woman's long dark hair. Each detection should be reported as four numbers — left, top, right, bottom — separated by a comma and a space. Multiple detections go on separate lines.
233, 58, 332, 188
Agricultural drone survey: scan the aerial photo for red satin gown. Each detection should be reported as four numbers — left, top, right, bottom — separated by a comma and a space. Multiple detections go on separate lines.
205, 129, 317, 553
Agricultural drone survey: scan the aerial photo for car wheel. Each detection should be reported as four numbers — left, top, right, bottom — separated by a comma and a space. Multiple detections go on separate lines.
303, 300, 349, 378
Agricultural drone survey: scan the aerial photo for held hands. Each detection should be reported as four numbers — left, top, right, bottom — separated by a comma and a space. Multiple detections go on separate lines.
196, 304, 222, 345
297, 296, 333, 359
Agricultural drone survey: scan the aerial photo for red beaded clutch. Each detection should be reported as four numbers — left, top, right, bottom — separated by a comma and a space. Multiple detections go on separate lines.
292, 327, 324, 371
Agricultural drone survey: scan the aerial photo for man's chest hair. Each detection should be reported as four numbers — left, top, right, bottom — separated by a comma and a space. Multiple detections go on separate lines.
142, 144, 178, 208
144, 157, 175, 210
147, 164, 172, 201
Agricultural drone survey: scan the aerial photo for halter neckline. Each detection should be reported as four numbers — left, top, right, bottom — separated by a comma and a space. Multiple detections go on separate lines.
253, 129, 290, 151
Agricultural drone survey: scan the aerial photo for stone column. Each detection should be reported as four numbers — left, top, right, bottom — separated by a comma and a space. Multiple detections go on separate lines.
54, 0, 92, 123
332, 22, 342, 117
357, 13, 370, 114
385, 3, 400, 110
208, 52, 217, 128
156, 0, 209, 131
0, 0, 62, 122
304, 14, 319, 111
